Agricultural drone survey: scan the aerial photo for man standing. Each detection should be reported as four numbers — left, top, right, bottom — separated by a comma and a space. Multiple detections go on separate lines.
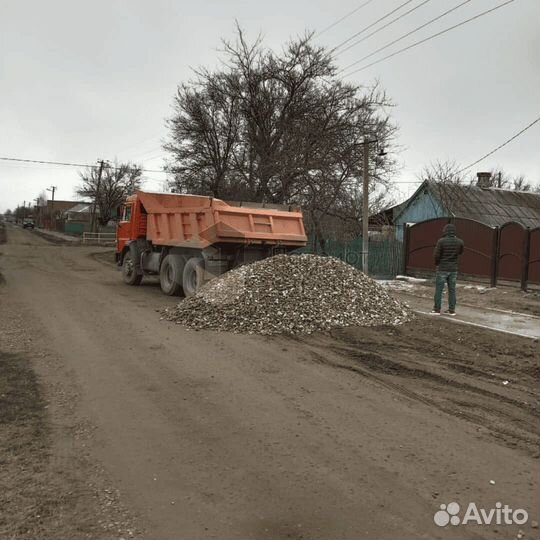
431, 223, 464, 316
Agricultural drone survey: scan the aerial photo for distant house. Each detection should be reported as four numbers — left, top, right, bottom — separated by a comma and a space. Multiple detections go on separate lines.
62, 202, 97, 235
39, 199, 87, 230
392, 172, 540, 239
64, 202, 95, 222
46, 200, 86, 217
369, 200, 408, 230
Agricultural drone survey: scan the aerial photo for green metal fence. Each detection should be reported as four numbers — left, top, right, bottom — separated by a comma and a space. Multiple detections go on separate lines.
64, 221, 86, 235
295, 236, 403, 278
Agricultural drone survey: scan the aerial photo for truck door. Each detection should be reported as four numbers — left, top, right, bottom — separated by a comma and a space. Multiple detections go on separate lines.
116, 203, 133, 255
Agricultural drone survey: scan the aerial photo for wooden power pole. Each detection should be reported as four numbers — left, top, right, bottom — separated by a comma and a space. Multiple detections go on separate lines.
90, 160, 106, 234
361, 138, 385, 275
47, 186, 57, 230
362, 142, 370, 275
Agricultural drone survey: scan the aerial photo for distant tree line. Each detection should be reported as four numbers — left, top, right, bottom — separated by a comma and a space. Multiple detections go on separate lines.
418, 160, 538, 192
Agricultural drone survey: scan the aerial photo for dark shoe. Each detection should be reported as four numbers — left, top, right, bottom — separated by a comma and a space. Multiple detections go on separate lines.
445, 310, 456, 317
430, 309, 441, 315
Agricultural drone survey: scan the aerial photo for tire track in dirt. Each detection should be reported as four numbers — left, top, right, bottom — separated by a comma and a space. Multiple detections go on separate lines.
292, 325, 540, 458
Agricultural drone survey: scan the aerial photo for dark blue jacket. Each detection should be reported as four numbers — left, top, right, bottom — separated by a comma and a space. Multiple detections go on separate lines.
434, 224, 464, 272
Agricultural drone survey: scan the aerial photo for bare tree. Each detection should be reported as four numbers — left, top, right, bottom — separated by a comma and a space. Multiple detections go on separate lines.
416, 160, 473, 219
417, 159, 469, 185
165, 72, 242, 198
14, 205, 26, 223
487, 168, 533, 191
77, 162, 142, 226
165, 26, 398, 250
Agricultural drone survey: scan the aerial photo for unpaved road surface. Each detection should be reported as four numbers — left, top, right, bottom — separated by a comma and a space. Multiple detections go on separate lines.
1, 225, 539, 540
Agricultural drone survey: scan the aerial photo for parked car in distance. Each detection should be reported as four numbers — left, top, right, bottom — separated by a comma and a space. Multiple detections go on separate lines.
23, 219, 35, 229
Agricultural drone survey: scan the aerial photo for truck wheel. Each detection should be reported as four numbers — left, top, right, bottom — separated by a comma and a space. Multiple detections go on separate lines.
122, 251, 142, 286
183, 257, 205, 297
160, 255, 183, 296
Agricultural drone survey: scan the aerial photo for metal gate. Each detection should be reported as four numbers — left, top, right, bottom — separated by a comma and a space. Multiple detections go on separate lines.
497, 222, 526, 282
528, 227, 540, 285
405, 218, 497, 280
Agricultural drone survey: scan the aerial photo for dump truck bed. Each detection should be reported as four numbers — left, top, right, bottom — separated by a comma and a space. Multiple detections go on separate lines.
136, 191, 307, 248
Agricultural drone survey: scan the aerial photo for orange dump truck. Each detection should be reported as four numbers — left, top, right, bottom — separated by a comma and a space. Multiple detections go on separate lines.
116, 191, 307, 296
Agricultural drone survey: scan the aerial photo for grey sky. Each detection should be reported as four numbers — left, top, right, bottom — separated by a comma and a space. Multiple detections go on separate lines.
1, 0, 539, 212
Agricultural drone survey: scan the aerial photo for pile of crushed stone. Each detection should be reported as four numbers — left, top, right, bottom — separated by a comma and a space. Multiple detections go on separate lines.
163, 254, 413, 335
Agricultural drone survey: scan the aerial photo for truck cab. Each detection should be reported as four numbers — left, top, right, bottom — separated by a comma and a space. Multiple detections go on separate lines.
116, 195, 147, 261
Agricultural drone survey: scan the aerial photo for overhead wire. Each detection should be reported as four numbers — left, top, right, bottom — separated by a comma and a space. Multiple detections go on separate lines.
114, 133, 164, 158
0, 154, 425, 184
342, 0, 515, 76
331, 0, 416, 53
340, 0, 474, 73
315, 0, 377, 37
0, 156, 169, 175
458, 115, 540, 173
336, 0, 433, 55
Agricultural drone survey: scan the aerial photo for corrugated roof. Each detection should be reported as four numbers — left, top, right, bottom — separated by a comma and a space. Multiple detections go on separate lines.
428, 181, 540, 228
65, 203, 95, 214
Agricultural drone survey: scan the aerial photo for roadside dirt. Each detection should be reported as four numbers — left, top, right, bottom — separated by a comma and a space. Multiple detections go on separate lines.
294, 320, 539, 458
0, 230, 139, 539
1, 225, 539, 540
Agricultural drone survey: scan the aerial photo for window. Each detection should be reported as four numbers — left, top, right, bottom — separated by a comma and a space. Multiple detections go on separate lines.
122, 205, 132, 222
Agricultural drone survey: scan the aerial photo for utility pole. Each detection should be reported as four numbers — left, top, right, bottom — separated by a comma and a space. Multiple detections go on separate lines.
47, 186, 57, 230
33, 198, 39, 227
360, 138, 385, 275
362, 142, 370, 275
90, 160, 106, 233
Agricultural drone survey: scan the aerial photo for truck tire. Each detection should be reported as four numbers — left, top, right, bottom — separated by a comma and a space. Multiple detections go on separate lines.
160, 255, 184, 296
122, 251, 142, 286
183, 257, 205, 297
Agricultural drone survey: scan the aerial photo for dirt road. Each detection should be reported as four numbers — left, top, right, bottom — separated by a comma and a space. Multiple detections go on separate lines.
1, 225, 538, 540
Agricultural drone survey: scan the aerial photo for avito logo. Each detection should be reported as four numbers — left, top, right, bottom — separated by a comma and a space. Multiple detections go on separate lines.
434, 502, 528, 527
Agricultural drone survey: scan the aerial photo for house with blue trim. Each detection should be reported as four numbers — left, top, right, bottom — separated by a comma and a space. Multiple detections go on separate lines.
390, 173, 540, 240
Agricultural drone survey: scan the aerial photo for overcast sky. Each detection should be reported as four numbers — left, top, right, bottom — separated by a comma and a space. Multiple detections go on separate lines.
1, 0, 539, 212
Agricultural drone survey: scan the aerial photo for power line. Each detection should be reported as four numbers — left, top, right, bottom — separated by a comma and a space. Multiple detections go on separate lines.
136, 148, 167, 162
316, 0, 376, 37
458, 116, 540, 173
115, 133, 163, 157
331, 0, 416, 53
0, 156, 169, 174
0, 156, 96, 169
0, 154, 425, 186
337, 0, 433, 55
341, 0, 473, 73
343, 0, 515, 76
4, 115, 537, 189
129, 142, 168, 161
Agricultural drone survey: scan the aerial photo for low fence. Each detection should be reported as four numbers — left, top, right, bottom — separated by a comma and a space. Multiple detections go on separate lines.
296, 236, 403, 278
82, 232, 116, 245
65, 221, 89, 235
404, 218, 540, 289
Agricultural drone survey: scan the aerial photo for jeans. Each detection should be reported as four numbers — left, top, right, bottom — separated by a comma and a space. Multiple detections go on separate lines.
434, 271, 457, 311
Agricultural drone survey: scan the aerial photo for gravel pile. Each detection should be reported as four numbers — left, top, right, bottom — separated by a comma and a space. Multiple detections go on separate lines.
163, 254, 413, 335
